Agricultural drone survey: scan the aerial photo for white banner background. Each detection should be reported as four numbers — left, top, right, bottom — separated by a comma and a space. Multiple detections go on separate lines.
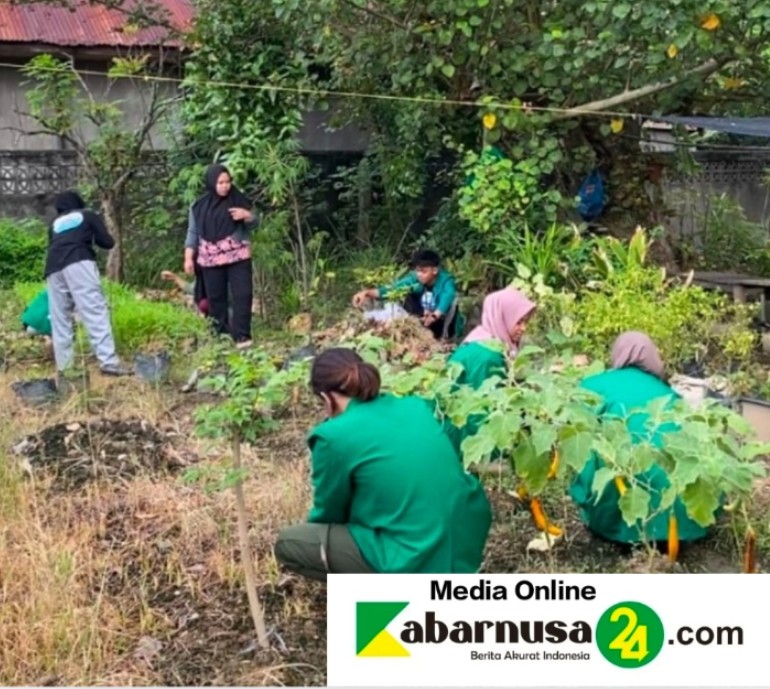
327, 573, 770, 687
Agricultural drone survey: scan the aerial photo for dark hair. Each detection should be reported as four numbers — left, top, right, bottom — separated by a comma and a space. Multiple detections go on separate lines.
311, 347, 381, 402
411, 249, 441, 268
54, 190, 85, 214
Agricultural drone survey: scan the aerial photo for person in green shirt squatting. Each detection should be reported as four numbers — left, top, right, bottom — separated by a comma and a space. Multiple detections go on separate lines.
445, 287, 536, 454
20, 288, 55, 360
21, 288, 52, 338
274, 347, 492, 581
568, 331, 713, 555
352, 249, 463, 340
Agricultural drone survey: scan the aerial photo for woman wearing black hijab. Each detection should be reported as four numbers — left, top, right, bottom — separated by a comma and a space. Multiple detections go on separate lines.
184, 164, 258, 348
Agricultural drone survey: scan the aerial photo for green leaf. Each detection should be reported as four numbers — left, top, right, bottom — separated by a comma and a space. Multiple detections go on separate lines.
513, 438, 550, 494
668, 453, 701, 488
591, 466, 617, 500
593, 436, 617, 464
619, 484, 651, 527
558, 427, 594, 470
531, 424, 557, 458
461, 431, 497, 467
441, 64, 456, 78
485, 412, 522, 450
741, 442, 770, 460
627, 443, 658, 474
725, 412, 753, 435
659, 485, 678, 511
682, 477, 722, 527
612, 3, 631, 19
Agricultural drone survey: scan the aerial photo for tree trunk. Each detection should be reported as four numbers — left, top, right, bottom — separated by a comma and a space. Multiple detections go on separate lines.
232, 432, 270, 649
292, 195, 309, 308
356, 159, 372, 246
102, 196, 124, 282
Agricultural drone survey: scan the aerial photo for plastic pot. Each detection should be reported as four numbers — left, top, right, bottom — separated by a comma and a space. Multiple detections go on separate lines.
282, 344, 317, 371
737, 397, 770, 443
134, 351, 171, 383
11, 378, 58, 406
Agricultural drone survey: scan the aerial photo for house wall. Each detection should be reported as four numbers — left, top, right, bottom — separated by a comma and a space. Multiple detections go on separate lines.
658, 153, 770, 244
0, 63, 179, 151
0, 59, 369, 154
0, 67, 60, 150
0, 48, 366, 220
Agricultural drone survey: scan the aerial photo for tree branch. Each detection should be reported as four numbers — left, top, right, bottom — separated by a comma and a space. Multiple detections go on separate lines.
340, 0, 409, 30
0, 125, 58, 138
552, 58, 725, 120
11, 109, 84, 152
114, 78, 169, 190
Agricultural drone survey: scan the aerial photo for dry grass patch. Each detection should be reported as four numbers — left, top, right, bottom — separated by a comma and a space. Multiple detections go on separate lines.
0, 366, 325, 686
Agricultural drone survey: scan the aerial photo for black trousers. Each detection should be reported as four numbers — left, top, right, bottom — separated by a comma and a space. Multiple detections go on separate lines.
403, 291, 456, 340
201, 259, 253, 342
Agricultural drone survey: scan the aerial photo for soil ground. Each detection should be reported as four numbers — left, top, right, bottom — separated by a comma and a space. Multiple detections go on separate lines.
0, 339, 768, 686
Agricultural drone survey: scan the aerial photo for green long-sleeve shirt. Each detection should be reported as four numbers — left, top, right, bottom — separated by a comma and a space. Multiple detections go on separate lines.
379, 268, 457, 317
20, 289, 52, 336
307, 393, 492, 573
449, 341, 507, 390
445, 341, 508, 457
568, 367, 711, 544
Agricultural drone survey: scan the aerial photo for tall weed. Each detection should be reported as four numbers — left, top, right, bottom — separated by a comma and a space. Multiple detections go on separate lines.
14, 281, 208, 352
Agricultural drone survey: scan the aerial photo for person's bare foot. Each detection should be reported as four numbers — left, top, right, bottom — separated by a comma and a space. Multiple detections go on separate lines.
235, 340, 253, 350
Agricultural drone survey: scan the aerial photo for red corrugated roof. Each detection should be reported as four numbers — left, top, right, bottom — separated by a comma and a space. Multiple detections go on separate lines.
0, 0, 193, 48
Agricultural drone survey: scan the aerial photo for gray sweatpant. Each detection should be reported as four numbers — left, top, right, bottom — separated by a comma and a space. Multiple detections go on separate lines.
47, 260, 120, 372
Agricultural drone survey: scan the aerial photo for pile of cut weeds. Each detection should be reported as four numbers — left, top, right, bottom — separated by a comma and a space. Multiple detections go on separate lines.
314, 312, 451, 364
12, 417, 188, 490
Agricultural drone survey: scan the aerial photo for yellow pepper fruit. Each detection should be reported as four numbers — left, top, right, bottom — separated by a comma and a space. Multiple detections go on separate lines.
530, 498, 563, 537
668, 514, 679, 562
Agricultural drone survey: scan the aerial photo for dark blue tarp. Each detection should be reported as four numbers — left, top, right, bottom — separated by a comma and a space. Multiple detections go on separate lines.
648, 116, 770, 138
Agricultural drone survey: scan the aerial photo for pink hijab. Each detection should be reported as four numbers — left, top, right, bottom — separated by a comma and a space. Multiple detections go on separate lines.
610, 331, 665, 379
464, 287, 536, 354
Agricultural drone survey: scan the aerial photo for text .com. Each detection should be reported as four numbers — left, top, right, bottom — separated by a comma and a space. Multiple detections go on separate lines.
673, 625, 744, 646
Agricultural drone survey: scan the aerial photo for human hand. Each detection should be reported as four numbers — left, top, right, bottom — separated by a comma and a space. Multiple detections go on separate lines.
422, 311, 439, 326
228, 207, 252, 222
184, 257, 195, 276
352, 290, 371, 308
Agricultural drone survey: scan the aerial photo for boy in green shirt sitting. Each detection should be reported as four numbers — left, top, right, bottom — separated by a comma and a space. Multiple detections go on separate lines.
352, 249, 462, 340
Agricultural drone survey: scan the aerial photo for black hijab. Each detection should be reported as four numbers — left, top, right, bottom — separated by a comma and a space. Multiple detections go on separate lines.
191, 164, 252, 243
54, 191, 86, 214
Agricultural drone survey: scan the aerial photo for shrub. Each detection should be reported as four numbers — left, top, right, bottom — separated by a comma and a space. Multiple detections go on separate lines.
14, 280, 208, 352
0, 219, 47, 288
571, 266, 757, 372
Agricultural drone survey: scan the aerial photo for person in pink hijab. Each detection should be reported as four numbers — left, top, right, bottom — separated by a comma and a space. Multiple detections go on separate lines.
462, 287, 537, 357
444, 287, 537, 456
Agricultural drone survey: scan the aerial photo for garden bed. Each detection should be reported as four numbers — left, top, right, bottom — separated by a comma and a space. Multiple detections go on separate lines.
12, 417, 189, 491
